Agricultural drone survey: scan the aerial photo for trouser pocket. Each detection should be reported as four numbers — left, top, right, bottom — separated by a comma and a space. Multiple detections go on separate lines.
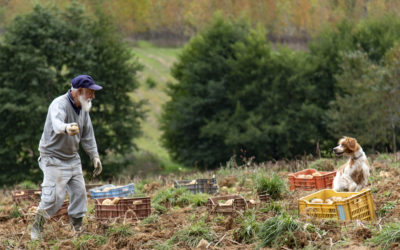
41, 181, 56, 203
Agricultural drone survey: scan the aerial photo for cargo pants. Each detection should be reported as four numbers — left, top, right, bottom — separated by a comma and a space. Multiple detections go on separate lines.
37, 155, 87, 219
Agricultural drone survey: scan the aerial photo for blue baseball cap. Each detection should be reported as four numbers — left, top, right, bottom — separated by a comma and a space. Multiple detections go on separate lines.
71, 75, 102, 90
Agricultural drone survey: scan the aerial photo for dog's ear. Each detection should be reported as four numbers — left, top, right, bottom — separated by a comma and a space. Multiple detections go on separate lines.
347, 138, 357, 151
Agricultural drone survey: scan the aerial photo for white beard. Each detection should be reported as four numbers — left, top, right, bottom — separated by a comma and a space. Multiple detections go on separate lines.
79, 94, 92, 112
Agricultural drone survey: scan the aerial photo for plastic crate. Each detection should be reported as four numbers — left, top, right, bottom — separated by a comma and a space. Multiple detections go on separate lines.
298, 189, 376, 221
95, 198, 126, 221
207, 195, 247, 216
121, 197, 151, 220
12, 189, 41, 204
174, 178, 218, 194
89, 184, 135, 199
94, 197, 151, 221
257, 191, 271, 203
51, 201, 69, 221
288, 169, 336, 190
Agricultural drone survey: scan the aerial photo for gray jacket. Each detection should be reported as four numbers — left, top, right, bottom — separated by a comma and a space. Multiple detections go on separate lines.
39, 92, 99, 161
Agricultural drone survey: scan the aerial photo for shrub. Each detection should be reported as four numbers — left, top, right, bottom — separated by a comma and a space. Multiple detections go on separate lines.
254, 172, 287, 199
145, 77, 157, 88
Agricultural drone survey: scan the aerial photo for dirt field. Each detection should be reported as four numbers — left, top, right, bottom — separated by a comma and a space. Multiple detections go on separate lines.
1, 154, 399, 249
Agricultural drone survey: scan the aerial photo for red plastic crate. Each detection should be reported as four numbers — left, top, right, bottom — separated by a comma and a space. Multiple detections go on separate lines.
95, 197, 151, 221
207, 195, 247, 216
288, 169, 336, 191
12, 189, 41, 204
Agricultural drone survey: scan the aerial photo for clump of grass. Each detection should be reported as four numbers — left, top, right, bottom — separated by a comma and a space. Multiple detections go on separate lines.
259, 201, 284, 214
169, 218, 215, 248
9, 205, 22, 218
369, 223, 400, 249
17, 180, 37, 189
233, 211, 260, 244
107, 224, 133, 237
254, 172, 287, 200
152, 187, 209, 213
72, 234, 106, 249
176, 192, 210, 207
141, 214, 160, 225
378, 201, 398, 217
257, 213, 301, 248
308, 158, 335, 171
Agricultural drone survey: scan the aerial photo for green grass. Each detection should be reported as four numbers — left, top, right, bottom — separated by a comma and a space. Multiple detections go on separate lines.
130, 41, 185, 173
369, 223, 400, 249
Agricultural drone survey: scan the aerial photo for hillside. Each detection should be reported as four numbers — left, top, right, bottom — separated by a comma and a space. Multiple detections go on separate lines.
130, 41, 183, 172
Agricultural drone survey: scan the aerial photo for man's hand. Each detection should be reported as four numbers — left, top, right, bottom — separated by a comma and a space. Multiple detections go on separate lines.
65, 123, 79, 136
93, 157, 102, 177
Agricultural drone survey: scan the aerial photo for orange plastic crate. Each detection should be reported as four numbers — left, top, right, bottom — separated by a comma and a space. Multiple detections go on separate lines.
288, 169, 336, 191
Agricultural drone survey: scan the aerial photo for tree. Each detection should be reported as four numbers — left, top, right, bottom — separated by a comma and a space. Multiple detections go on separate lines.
0, 3, 144, 185
161, 16, 327, 168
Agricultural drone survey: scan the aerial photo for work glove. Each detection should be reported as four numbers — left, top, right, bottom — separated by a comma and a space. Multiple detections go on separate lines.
65, 123, 79, 136
93, 157, 102, 177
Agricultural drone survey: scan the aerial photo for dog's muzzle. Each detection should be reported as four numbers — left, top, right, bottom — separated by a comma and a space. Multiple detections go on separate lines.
333, 148, 343, 156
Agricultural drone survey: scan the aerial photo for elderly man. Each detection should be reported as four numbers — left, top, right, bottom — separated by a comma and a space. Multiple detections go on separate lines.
31, 75, 103, 240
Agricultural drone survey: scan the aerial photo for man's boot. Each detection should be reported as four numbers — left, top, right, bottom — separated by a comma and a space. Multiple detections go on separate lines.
69, 216, 83, 232
30, 213, 46, 240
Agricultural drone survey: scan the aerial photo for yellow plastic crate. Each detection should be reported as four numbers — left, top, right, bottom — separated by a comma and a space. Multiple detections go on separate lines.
298, 189, 376, 221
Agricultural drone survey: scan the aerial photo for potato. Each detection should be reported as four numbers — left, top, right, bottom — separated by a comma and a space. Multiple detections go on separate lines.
132, 200, 143, 205
330, 196, 344, 202
188, 180, 197, 185
15, 191, 25, 196
219, 199, 234, 206
112, 198, 120, 204
310, 198, 323, 203
312, 172, 322, 176
297, 174, 306, 178
325, 199, 333, 204
304, 175, 313, 179
102, 199, 113, 205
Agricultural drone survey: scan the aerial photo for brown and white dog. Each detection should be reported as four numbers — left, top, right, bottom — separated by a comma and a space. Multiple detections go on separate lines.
332, 137, 370, 192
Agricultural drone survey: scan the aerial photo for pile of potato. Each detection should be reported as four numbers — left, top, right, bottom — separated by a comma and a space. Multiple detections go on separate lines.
310, 196, 345, 204
101, 197, 121, 205
297, 171, 323, 179
219, 199, 234, 206
94, 186, 123, 192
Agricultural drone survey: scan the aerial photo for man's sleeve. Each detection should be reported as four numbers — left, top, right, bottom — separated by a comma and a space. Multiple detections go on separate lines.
81, 113, 99, 160
49, 101, 68, 134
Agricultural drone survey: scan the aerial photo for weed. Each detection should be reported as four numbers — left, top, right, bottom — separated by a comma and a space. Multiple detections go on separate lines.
177, 192, 210, 207
254, 172, 287, 199
308, 158, 335, 171
233, 211, 259, 244
170, 218, 215, 248
9, 205, 22, 218
369, 223, 400, 249
154, 240, 173, 250
72, 234, 106, 249
17, 180, 37, 189
259, 201, 283, 214
378, 201, 398, 217
257, 213, 302, 248
141, 214, 160, 225
107, 224, 133, 237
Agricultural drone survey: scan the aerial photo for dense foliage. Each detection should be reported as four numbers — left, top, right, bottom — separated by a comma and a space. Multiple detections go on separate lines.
161, 17, 326, 168
162, 15, 400, 168
0, 3, 144, 185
